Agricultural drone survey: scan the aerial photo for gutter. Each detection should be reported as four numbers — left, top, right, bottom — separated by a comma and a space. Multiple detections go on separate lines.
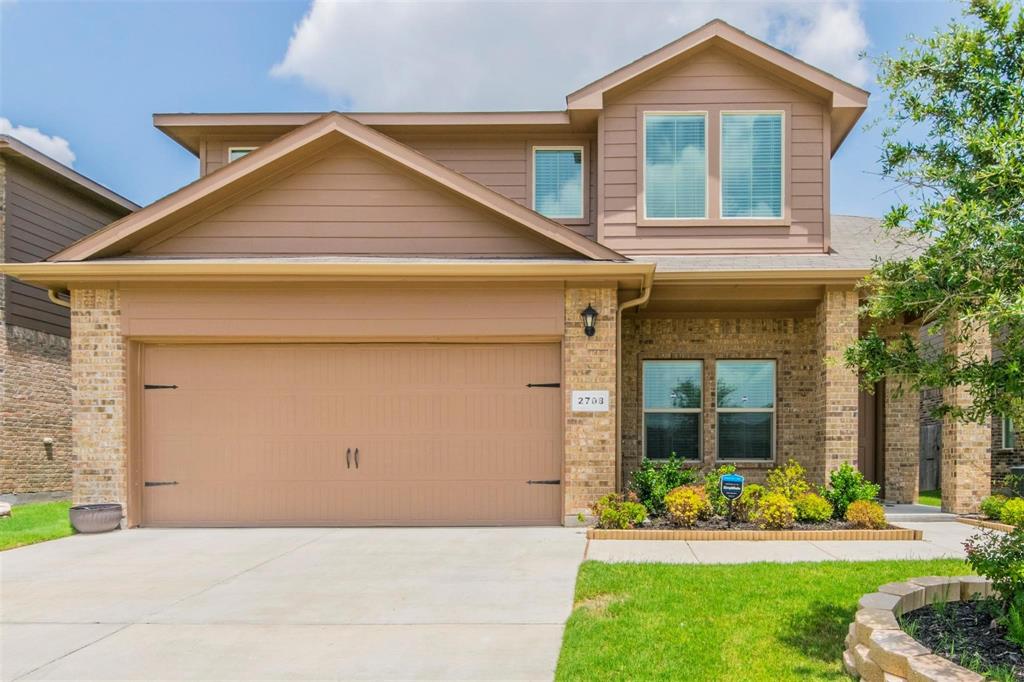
47, 289, 71, 308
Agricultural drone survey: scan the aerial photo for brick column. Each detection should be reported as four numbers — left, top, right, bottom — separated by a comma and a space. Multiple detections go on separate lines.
563, 286, 617, 525
70, 289, 127, 512
941, 323, 991, 513
816, 285, 859, 484
883, 323, 920, 503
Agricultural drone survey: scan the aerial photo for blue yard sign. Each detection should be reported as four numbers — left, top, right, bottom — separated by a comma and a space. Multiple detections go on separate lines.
720, 473, 744, 501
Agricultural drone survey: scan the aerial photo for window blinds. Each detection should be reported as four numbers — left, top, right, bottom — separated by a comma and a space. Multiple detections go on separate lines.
721, 112, 783, 218
644, 114, 706, 219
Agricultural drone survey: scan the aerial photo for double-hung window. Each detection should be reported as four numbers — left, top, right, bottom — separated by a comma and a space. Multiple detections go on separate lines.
720, 112, 784, 218
642, 360, 702, 460
643, 113, 707, 219
716, 360, 775, 460
1004, 415, 1017, 450
532, 147, 584, 219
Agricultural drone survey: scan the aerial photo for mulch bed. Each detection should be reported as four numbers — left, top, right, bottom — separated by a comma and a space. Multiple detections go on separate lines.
904, 600, 1024, 680
640, 516, 892, 531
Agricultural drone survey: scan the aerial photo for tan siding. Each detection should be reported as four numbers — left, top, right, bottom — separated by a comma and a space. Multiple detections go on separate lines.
599, 47, 828, 255
120, 283, 565, 339
4, 160, 126, 336
135, 140, 577, 258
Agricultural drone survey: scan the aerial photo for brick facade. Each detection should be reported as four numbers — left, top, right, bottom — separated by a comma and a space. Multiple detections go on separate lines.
816, 285, 859, 480
882, 324, 921, 504
562, 286, 617, 523
621, 315, 819, 485
70, 289, 127, 511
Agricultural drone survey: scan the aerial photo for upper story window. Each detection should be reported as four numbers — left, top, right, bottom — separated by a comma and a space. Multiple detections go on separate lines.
643, 112, 707, 220
228, 147, 257, 162
532, 146, 584, 219
720, 112, 784, 219
643, 360, 703, 460
716, 360, 775, 461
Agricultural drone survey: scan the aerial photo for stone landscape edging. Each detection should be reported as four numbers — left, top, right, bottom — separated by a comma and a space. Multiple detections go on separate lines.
586, 526, 922, 541
957, 517, 1015, 533
843, 575, 993, 681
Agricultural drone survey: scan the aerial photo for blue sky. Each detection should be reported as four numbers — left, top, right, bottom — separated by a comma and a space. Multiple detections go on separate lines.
0, 0, 961, 217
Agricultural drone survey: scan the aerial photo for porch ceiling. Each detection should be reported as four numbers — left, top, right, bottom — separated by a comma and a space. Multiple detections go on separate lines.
638, 282, 824, 316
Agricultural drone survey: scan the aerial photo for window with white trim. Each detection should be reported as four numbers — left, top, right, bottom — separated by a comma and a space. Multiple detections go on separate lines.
643, 112, 707, 219
532, 147, 584, 219
642, 360, 702, 460
228, 147, 257, 162
716, 360, 775, 460
720, 112, 783, 219
1004, 415, 1017, 450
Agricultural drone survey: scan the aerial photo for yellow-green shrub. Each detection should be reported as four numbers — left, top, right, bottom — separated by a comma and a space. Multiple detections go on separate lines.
665, 485, 712, 528
732, 484, 765, 522
794, 492, 833, 523
592, 493, 647, 530
845, 500, 887, 529
1000, 498, 1024, 527
765, 459, 811, 501
756, 492, 796, 529
981, 494, 1008, 520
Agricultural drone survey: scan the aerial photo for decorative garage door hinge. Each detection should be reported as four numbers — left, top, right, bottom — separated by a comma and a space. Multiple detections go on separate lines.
144, 481, 179, 487
526, 383, 560, 388
526, 480, 561, 485
144, 384, 178, 390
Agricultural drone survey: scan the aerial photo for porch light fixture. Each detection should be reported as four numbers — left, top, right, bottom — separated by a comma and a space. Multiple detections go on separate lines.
581, 303, 598, 337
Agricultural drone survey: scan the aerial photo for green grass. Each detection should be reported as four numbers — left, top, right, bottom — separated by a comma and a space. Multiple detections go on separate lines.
918, 489, 942, 507
556, 559, 971, 681
0, 501, 75, 551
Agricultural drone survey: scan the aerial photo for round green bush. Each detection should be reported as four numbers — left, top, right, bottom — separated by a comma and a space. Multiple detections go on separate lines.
794, 492, 833, 523
980, 494, 1009, 521
845, 500, 887, 529
1000, 498, 1024, 528
756, 492, 796, 530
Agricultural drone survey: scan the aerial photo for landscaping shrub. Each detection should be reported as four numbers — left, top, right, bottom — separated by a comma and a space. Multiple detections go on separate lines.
965, 528, 1024, 608
1000, 498, 1024, 528
629, 454, 698, 516
703, 464, 737, 517
794, 492, 833, 523
732, 483, 765, 522
592, 492, 646, 530
665, 485, 712, 528
822, 463, 881, 519
765, 459, 810, 501
756, 492, 796, 530
845, 500, 887, 529
980, 494, 1009, 521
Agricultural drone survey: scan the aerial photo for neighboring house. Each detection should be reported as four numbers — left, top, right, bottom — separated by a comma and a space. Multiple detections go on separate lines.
1, 20, 992, 525
0, 135, 137, 500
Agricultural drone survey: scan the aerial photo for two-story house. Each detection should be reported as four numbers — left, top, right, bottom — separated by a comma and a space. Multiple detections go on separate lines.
0, 135, 137, 502
3, 20, 987, 527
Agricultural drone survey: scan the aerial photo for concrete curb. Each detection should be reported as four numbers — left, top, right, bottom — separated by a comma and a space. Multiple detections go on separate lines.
957, 517, 1015, 533
844, 576, 992, 681
587, 526, 923, 541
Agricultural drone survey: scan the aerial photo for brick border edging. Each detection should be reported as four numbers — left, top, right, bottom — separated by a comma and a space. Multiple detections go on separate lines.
843, 576, 992, 681
957, 517, 1015, 533
586, 527, 923, 541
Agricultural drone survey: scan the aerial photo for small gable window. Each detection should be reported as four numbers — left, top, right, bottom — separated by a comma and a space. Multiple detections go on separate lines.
532, 147, 584, 219
720, 112, 783, 219
643, 112, 707, 220
228, 147, 257, 162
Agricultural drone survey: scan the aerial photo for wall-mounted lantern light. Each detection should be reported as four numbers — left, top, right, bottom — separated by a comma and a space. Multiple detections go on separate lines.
581, 303, 598, 337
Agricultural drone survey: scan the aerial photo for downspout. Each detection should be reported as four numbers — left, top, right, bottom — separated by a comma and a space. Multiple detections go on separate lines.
616, 269, 653, 492
47, 288, 71, 308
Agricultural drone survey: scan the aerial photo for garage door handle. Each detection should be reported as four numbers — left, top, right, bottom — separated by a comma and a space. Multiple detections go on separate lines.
354, 448, 360, 469
346, 448, 351, 469
144, 480, 179, 487
527, 480, 560, 485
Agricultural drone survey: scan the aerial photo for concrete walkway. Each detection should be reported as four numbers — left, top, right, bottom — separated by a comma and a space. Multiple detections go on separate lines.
1, 527, 586, 681
585, 521, 978, 564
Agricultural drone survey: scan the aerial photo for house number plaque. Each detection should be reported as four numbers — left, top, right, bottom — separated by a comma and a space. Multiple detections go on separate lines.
572, 390, 609, 412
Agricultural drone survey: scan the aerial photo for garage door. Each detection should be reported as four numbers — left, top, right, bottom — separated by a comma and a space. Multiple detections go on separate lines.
141, 344, 562, 526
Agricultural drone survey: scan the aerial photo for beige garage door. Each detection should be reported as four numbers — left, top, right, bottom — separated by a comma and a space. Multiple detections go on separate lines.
141, 343, 562, 527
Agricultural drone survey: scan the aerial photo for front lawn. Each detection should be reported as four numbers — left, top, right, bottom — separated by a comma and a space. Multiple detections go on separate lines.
0, 500, 75, 551
556, 559, 971, 681
918, 489, 942, 507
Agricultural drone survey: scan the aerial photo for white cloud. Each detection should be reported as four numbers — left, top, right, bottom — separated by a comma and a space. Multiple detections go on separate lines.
272, 1, 870, 111
0, 118, 76, 167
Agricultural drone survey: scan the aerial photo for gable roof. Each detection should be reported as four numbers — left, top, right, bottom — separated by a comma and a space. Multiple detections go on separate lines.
0, 135, 139, 214
53, 113, 625, 262
566, 19, 869, 152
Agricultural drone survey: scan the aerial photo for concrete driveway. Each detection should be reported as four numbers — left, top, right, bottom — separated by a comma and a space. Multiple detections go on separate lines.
1, 527, 586, 681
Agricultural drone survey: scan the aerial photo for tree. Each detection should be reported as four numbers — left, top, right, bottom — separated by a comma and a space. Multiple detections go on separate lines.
845, 0, 1024, 425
